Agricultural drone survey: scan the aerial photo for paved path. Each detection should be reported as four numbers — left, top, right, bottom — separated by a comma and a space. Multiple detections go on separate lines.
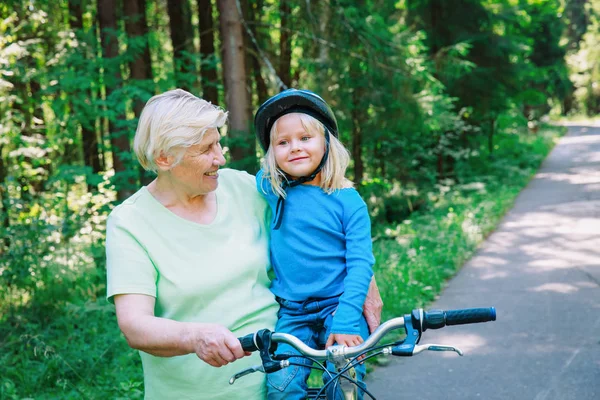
366, 125, 600, 400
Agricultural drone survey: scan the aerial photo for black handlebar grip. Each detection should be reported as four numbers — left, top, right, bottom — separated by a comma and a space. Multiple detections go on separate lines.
238, 333, 258, 352
445, 307, 496, 326
422, 309, 446, 331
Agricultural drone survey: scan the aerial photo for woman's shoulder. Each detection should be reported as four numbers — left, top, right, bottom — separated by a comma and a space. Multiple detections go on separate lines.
218, 168, 267, 205
108, 187, 152, 222
218, 168, 257, 193
219, 168, 254, 182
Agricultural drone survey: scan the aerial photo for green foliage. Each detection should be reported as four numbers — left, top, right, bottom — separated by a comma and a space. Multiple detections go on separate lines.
1, 301, 143, 399
564, 1, 600, 116
0, 0, 585, 397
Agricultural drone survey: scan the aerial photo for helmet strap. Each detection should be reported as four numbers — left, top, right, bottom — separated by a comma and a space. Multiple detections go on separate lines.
272, 129, 331, 230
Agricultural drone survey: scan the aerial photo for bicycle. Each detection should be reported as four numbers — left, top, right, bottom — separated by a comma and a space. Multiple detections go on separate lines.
230, 307, 496, 399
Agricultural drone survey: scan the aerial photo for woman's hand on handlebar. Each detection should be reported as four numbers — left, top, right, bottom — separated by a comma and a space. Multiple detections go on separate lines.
191, 323, 249, 367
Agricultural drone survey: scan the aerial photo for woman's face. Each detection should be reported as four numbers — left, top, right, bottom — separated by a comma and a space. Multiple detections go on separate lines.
168, 128, 226, 196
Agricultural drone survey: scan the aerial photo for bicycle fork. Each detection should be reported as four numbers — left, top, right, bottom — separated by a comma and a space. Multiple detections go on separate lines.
328, 346, 360, 400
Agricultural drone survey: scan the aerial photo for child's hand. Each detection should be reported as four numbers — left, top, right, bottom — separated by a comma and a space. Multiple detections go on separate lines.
326, 333, 365, 361
325, 333, 363, 349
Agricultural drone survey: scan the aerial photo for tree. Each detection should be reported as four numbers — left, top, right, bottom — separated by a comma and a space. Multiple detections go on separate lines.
198, 0, 219, 105
124, 0, 154, 185
564, 0, 590, 51
98, 0, 135, 200
217, 0, 254, 171
167, 0, 196, 91
279, 1, 292, 88
68, 0, 104, 190
246, 0, 269, 104
407, 0, 519, 155
124, 0, 154, 117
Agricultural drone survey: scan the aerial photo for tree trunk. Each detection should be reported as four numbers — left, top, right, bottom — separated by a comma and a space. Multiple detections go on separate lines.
437, 147, 444, 179
488, 118, 495, 158
69, 0, 103, 191
248, 0, 268, 104
26, 75, 50, 195
167, 0, 196, 91
198, 0, 219, 105
98, 0, 135, 201
240, 0, 254, 121
9, 6, 46, 204
0, 144, 10, 252
124, 0, 153, 116
279, 1, 292, 88
217, 0, 255, 171
124, 0, 154, 186
11, 4, 50, 198
314, 1, 330, 89
351, 90, 364, 185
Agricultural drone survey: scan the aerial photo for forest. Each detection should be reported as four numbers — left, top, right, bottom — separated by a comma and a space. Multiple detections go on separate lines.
1, 0, 599, 398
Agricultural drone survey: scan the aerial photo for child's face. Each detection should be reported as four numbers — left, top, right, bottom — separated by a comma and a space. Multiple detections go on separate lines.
272, 113, 326, 182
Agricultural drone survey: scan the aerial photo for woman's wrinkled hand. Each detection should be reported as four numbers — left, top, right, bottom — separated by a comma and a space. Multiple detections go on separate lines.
191, 323, 246, 367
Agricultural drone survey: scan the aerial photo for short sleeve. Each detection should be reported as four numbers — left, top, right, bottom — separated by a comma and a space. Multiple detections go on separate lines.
106, 212, 158, 303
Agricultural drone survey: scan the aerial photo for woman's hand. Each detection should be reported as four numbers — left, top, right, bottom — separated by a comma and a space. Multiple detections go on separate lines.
363, 277, 383, 333
114, 294, 247, 367
190, 323, 247, 367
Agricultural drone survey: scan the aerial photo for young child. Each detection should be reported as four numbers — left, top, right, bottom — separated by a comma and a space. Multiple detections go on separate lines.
254, 89, 375, 400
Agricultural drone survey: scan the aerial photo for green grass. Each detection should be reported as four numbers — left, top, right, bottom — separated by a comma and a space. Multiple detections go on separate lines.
1, 125, 564, 398
1, 301, 144, 399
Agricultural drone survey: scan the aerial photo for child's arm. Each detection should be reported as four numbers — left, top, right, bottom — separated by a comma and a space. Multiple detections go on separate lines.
327, 277, 383, 347
329, 199, 375, 337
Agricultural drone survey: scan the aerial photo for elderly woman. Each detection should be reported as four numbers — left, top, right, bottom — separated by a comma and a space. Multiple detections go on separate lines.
106, 89, 382, 399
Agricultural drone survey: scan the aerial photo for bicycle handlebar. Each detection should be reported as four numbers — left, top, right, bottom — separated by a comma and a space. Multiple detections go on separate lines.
239, 334, 259, 352
238, 307, 496, 359
418, 307, 496, 331
231, 307, 496, 388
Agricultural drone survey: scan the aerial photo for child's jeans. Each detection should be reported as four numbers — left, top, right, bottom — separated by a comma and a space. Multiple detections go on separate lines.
266, 295, 369, 400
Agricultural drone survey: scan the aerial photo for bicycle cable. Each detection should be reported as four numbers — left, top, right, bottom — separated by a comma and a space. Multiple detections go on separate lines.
313, 349, 386, 400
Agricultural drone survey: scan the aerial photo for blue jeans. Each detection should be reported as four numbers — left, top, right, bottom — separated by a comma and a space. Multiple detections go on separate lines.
266, 296, 369, 400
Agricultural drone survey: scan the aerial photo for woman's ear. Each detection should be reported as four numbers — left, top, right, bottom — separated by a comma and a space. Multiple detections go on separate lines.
155, 151, 174, 171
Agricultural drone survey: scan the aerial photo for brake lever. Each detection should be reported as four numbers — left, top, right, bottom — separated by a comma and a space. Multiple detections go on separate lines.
229, 364, 265, 385
229, 360, 291, 385
413, 343, 463, 356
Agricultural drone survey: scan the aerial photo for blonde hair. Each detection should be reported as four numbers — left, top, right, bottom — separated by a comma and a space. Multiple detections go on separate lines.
260, 113, 352, 197
134, 89, 228, 172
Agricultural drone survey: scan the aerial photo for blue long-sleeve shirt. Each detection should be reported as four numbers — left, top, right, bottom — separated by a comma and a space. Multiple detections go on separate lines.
256, 171, 374, 335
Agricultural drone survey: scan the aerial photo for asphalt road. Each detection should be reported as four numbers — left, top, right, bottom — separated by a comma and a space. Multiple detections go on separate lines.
366, 124, 600, 400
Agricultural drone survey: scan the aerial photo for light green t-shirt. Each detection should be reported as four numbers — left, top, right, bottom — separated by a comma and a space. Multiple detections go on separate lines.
106, 168, 278, 400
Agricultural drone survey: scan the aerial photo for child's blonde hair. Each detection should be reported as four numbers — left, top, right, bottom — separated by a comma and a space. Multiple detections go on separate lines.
260, 112, 352, 198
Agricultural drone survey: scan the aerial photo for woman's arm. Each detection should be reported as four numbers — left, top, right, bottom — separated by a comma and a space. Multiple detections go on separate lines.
114, 294, 246, 367
363, 276, 383, 333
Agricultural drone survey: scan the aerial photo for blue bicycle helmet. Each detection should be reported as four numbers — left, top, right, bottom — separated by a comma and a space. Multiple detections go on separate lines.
254, 88, 338, 152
